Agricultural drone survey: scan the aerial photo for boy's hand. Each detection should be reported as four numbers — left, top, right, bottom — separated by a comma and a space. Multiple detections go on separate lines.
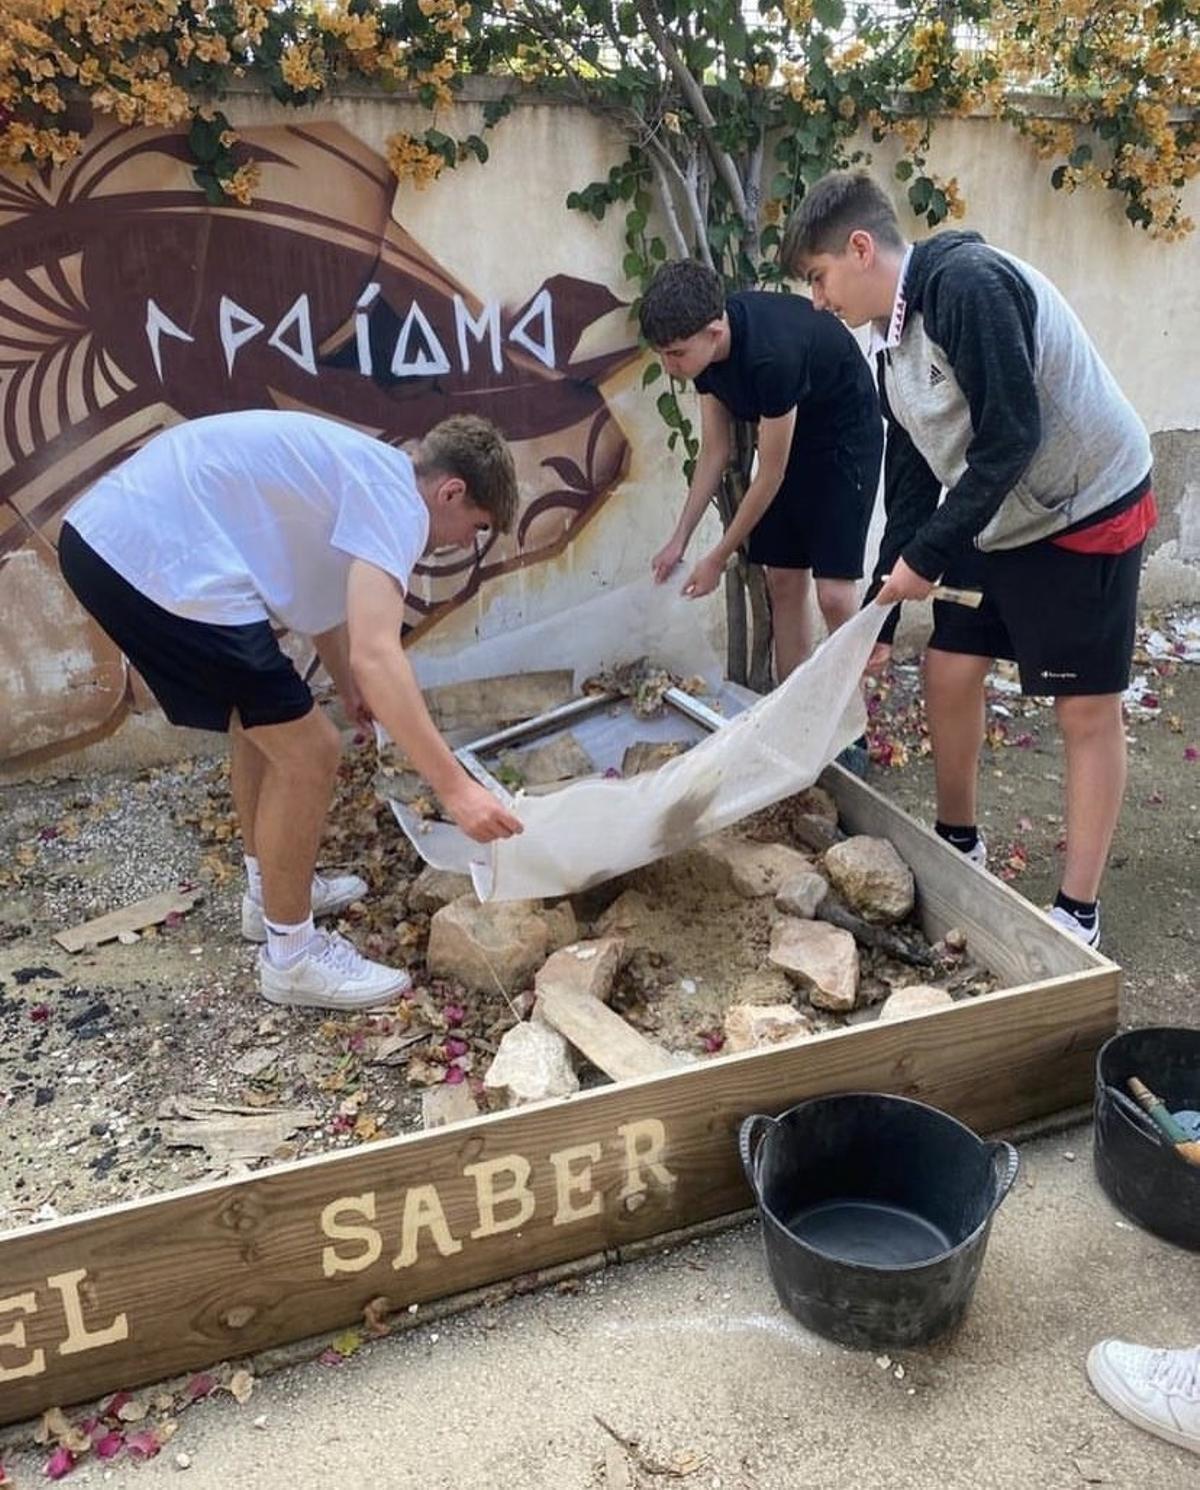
682, 550, 725, 599
875, 558, 934, 606
441, 779, 524, 843
651, 537, 685, 583
864, 642, 893, 677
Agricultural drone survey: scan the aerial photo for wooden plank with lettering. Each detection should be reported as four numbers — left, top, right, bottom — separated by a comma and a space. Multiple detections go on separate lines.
0, 768, 1117, 1427
537, 987, 679, 1082
53, 886, 205, 952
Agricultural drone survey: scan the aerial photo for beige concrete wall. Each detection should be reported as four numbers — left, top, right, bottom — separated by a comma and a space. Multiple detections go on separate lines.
1, 89, 1196, 774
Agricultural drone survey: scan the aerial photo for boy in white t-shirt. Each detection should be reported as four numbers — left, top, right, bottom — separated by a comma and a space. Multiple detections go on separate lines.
60, 409, 524, 1012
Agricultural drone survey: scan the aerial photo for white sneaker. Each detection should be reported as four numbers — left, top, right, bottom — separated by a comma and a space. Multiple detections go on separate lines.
964, 833, 987, 869
241, 871, 369, 943
1087, 1339, 1200, 1456
258, 931, 410, 1011
1047, 902, 1101, 949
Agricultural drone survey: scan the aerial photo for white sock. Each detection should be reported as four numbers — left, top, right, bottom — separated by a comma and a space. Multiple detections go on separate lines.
265, 915, 317, 968
245, 854, 264, 903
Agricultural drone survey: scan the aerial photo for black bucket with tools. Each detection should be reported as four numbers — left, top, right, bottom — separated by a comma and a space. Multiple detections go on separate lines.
1094, 1025, 1200, 1251
740, 1093, 1019, 1349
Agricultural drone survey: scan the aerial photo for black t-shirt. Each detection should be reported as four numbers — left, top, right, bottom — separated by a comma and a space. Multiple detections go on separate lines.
694, 292, 879, 455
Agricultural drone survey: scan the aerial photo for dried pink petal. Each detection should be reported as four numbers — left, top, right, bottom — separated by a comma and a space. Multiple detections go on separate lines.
443, 1037, 469, 1060
443, 1064, 466, 1086
443, 1003, 465, 1028
184, 1372, 216, 1401
124, 1430, 161, 1459
45, 1446, 75, 1480
94, 1431, 124, 1460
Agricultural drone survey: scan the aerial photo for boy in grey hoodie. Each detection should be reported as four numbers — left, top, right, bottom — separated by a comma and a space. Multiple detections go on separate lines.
783, 171, 1156, 950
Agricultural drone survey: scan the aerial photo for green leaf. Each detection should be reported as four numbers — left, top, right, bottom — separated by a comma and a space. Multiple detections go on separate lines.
656, 390, 681, 428
813, 0, 846, 28
188, 116, 223, 165
908, 176, 934, 214
192, 167, 227, 206
622, 250, 644, 278
626, 208, 647, 234
1069, 143, 1092, 169
894, 159, 914, 182
649, 236, 667, 261
642, 361, 663, 387
1050, 165, 1067, 191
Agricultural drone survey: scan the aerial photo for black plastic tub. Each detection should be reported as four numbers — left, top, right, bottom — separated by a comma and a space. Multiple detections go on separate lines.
740, 1093, 1019, 1349
1094, 1026, 1200, 1251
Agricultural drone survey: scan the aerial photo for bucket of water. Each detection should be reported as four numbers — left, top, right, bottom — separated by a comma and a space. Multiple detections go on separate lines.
740, 1092, 1019, 1349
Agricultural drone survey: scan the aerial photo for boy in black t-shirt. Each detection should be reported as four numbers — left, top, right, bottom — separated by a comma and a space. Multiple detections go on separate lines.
639, 259, 883, 681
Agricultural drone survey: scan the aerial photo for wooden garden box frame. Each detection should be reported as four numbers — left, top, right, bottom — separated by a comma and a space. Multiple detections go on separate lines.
0, 766, 1116, 1426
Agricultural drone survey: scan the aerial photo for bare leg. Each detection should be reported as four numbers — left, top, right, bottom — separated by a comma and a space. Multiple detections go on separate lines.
1056, 693, 1126, 902
230, 720, 268, 857
924, 647, 993, 825
765, 566, 815, 682
238, 707, 342, 924
814, 576, 859, 637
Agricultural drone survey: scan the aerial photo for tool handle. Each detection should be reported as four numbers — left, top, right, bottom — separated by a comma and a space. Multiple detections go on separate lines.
1128, 1077, 1192, 1145
930, 584, 984, 609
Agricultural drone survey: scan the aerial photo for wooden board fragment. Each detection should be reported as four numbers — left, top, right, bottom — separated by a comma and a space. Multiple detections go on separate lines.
537, 987, 679, 1082
53, 886, 204, 953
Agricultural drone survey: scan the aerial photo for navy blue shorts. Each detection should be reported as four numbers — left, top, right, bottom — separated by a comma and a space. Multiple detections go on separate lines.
59, 523, 314, 732
930, 539, 1143, 697
745, 429, 883, 579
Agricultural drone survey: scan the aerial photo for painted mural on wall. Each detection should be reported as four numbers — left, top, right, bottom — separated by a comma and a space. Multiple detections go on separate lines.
0, 120, 637, 768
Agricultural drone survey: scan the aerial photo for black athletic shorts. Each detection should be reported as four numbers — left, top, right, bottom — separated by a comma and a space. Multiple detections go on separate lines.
929, 537, 1144, 697
59, 522, 314, 732
745, 425, 884, 579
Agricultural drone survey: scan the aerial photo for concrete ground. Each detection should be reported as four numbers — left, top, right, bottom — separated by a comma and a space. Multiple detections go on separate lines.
4, 1120, 1196, 1489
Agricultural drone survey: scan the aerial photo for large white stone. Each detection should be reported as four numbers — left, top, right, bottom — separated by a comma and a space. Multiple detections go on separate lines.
775, 868, 829, 919
407, 865, 476, 914
534, 936, 626, 1003
427, 896, 553, 994
768, 919, 859, 1011
697, 834, 813, 898
823, 836, 915, 924
877, 985, 955, 1022
483, 1021, 579, 1106
723, 1002, 814, 1053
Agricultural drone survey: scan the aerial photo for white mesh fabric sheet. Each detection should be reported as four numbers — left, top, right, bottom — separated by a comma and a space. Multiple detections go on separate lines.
389, 602, 887, 901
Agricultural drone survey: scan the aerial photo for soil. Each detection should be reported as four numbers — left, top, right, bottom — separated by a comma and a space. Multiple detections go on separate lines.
1, 609, 1196, 1232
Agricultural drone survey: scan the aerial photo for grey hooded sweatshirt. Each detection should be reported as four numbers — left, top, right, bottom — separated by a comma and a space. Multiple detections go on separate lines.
874, 230, 1151, 590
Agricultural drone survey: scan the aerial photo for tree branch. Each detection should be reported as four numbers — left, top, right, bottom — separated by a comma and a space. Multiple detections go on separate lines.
645, 132, 712, 266
633, 0, 749, 220
645, 141, 691, 259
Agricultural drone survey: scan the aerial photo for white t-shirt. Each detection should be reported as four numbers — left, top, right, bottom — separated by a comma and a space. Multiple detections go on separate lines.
66, 410, 429, 635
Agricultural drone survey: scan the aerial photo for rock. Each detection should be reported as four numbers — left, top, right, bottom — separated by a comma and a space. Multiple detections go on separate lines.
421, 1082, 480, 1129
943, 927, 968, 953
408, 866, 475, 914
596, 889, 653, 938
542, 900, 579, 953
791, 814, 840, 854
499, 732, 593, 787
483, 1021, 579, 1106
877, 985, 955, 1022
697, 834, 813, 898
535, 936, 625, 1003
426, 897, 553, 994
729, 966, 797, 1006
769, 919, 859, 1011
621, 739, 690, 775
724, 1003, 814, 1053
823, 836, 915, 924
775, 868, 829, 919
792, 785, 839, 824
